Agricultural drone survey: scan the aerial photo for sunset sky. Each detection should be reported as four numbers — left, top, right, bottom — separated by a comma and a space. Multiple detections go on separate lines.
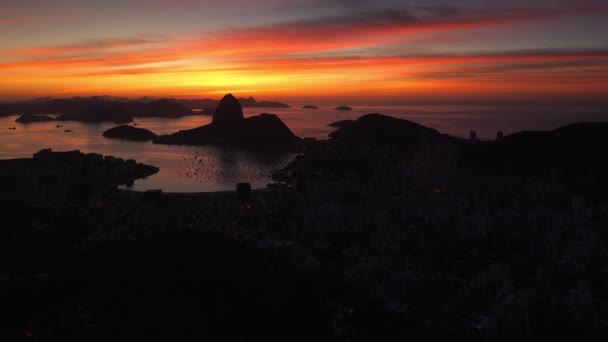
1, 0, 608, 103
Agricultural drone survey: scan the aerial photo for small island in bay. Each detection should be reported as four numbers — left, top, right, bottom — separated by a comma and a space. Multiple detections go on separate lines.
15, 112, 54, 123
103, 125, 158, 141
334, 106, 352, 111
302, 105, 318, 109
328, 119, 354, 128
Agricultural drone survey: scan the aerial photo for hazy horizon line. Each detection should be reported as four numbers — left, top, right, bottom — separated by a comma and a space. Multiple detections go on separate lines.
3, 94, 608, 107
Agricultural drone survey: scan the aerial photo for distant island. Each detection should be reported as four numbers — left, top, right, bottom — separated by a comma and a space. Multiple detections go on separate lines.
302, 105, 318, 109
103, 125, 158, 141
15, 112, 54, 123
130, 99, 194, 118
175, 96, 290, 111
54, 99, 193, 124
328, 119, 354, 128
0, 95, 290, 124
56, 103, 134, 124
153, 94, 300, 150
334, 106, 352, 111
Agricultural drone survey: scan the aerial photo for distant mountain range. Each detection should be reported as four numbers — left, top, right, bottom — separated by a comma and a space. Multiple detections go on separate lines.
0, 96, 290, 124
173, 96, 290, 111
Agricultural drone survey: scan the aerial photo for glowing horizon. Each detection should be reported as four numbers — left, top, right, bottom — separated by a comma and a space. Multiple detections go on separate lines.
1, 1, 607, 103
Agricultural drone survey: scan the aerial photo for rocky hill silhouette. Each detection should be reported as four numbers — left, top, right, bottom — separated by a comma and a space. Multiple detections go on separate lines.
212, 93, 244, 126
154, 94, 299, 150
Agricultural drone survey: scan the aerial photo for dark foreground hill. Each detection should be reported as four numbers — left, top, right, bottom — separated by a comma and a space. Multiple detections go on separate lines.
482, 122, 608, 167
0, 230, 334, 339
463, 122, 608, 201
327, 114, 608, 200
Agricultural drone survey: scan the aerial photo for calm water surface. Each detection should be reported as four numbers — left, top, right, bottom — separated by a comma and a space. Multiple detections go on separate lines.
1, 103, 606, 192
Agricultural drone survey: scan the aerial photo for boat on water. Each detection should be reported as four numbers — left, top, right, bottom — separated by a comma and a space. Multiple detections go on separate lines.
64, 129, 72, 132
56, 124, 63, 128
8, 127, 16, 130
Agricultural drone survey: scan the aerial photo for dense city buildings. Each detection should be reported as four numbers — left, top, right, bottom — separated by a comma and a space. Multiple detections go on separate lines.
1, 115, 607, 340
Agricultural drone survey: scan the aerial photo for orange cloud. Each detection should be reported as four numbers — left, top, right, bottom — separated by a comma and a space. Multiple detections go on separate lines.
1, 5, 607, 101
177, 5, 608, 58
0, 38, 159, 56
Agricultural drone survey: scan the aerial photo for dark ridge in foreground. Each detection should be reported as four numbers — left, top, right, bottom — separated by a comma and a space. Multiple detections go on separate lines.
326, 113, 608, 201
334, 106, 352, 111
463, 121, 608, 169
2, 110, 608, 340
34, 231, 333, 338
464, 121, 608, 200
15, 113, 54, 123
102, 125, 158, 141
328, 119, 354, 128
154, 94, 300, 150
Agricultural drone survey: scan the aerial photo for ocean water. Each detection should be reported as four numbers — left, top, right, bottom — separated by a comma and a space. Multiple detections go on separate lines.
1, 103, 606, 192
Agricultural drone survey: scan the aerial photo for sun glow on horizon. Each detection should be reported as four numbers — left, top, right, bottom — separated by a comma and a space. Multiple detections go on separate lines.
1, 1, 607, 102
